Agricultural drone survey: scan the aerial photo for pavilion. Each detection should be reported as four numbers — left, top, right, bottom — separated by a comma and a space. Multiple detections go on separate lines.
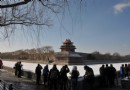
55, 39, 83, 65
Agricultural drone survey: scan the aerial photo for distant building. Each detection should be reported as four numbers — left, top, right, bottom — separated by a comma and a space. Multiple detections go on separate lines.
55, 39, 84, 65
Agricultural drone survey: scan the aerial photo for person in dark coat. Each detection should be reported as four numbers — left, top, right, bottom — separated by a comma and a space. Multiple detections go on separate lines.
120, 64, 125, 78
35, 64, 43, 85
0, 59, 3, 69
99, 64, 105, 87
17, 61, 23, 78
83, 65, 95, 90
109, 64, 116, 87
60, 65, 70, 90
104, 64, 110, 87
70, 66, 79, 90
14, 62, 19, 76
48, 64, 59, 90
124, 64, 128, 77
43, 64, 49, 87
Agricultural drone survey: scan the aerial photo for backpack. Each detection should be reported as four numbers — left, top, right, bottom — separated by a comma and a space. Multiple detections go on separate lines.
50, 69, 58, 79
71, 70, 79, 79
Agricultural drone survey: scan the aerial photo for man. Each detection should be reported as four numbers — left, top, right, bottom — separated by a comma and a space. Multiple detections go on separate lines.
49, 64, 59, 90
35, 64, 43, 85
14, 62, 19, 76
71, 66, 79, 90
60, 65, 70, 90
43, 64, 49, 87
0, 59, 3, 69
83, 65, 95, 90
17, 61, 23, 78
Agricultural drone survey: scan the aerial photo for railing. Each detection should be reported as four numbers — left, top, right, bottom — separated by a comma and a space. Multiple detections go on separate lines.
0, 80, 17, 90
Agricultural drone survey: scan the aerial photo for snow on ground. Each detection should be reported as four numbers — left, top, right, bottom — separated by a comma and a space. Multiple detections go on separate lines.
2, 60, 130, 77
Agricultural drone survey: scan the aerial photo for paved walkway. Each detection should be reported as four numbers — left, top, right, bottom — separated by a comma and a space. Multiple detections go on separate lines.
0, 69, 46, 90
0, 69, 128, 90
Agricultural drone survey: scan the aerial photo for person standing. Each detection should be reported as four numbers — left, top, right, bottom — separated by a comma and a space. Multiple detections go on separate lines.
70, 66, 79, 90
120, 64, 125, 78
14, 62, 19, 76
17, 61, 23, 78
35, 64, 43, 85
43, 64, 49, 87
128, 64, 130, 78
48, 64, 59, 90
0, 59, 3, 69
109, 64, 116, 87
83, 65, 95, 90
99, 64, 105, 87
124, 64, 128, 77
59, 65, 70, 90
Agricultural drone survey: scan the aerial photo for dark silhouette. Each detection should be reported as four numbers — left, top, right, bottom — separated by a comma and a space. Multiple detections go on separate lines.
99, 64, 105, 87
104, 64, 110, 87
9, 84, 13, 90
35, 64, 43, 85
0, 59, 3, 69
109, 64, 116, 87
70, 66, 79, 90
43, 64, 49, 87
59, 65, 70, 90
14, 62, 19, 76
49, 64, 59, 90
83, 65, 95, 90
128, 64, 130, 78
120, 64, 125, 78
103, 64, 117, 87
124, 64, 128, 77
17, 62, 23, 78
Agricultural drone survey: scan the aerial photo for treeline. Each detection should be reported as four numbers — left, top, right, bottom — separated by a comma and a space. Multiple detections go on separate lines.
0, 46, 55, 61
87, 51, 130, 60
0, 47, 130, 61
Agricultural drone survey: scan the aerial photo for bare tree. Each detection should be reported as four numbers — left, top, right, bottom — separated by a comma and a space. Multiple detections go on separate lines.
112, 52, 121, 60
40, 46, 54, 62
103, 53, 111, 60
0, 0, 85, 39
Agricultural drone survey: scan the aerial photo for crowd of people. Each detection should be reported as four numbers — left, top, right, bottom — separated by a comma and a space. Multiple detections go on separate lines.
12, 61, 130, 90
120, 64, 130, 78
99, 64, 116, 88
35, 64, 95, 90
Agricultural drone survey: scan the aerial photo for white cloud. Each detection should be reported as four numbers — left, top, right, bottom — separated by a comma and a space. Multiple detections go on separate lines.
114, 2, 130, 14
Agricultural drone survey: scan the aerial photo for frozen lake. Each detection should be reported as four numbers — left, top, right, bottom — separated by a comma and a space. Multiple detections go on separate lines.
2, 60, 130, 76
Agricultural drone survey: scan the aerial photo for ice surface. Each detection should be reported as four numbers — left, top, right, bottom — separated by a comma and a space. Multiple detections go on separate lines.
3, 60, 130, 77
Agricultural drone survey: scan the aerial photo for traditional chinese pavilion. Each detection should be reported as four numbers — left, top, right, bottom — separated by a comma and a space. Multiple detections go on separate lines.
55, 39, 83, 65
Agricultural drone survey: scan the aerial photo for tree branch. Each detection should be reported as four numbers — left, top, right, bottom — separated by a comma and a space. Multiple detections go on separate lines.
0, 0, 31, 8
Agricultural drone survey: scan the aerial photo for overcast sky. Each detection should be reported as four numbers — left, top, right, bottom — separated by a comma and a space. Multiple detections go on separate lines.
0, 0, 130, 56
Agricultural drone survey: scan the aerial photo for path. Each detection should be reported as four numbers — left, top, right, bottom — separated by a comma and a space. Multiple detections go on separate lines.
0, 69, 46, 90
0, 69, 128, 90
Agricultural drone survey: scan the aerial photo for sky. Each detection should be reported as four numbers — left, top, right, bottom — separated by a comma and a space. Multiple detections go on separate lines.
0, 0, 130, 56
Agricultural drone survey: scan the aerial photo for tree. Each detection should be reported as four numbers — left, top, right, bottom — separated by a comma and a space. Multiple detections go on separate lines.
40, 46, 54, 61
103, 53, 111, 60
0, 0, 85, 38
112, 52, 121, 60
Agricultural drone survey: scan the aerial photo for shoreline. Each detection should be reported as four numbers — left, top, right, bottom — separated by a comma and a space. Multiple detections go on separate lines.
2, 59, 130, 65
